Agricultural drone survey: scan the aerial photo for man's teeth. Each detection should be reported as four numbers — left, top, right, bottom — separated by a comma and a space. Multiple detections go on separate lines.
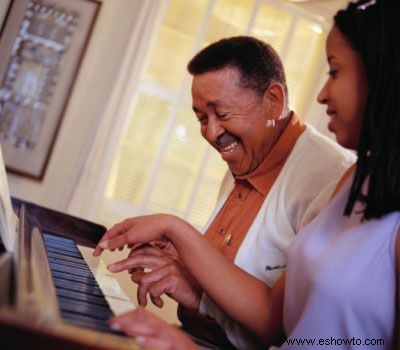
220, 141, 239, 153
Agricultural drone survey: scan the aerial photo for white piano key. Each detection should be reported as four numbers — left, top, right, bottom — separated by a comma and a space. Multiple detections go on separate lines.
77, 245, 135, 316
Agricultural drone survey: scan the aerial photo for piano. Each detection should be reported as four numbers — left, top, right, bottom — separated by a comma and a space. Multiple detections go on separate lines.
0, 196, 139, 349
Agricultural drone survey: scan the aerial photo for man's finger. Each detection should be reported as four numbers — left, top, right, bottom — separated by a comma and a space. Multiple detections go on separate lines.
150, 294, 164, 308
137, 282, 150, 307
138, 267, 179, 307
109, 307, 197, 350
135, 336, 172, 350
148, 276, 175, 300
129, 244, 165, 258
131, 271, 145, 283
129, 266, 144, 275
154, 241, 178, 257
135, 266, 172, 307
93, 221, 129, 256
107, 254, 171, 273
109, 307, 162, 336
92, 245, 104, 257
99, 232, 130, 251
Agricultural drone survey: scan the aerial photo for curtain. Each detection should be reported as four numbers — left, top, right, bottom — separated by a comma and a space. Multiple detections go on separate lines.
65, 0, 163, 220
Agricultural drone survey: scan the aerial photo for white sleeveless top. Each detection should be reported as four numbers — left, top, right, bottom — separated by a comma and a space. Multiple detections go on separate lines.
281, 179, 399, 349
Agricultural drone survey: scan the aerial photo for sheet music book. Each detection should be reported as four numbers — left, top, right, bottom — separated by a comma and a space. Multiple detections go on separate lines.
0, 146, 18, 252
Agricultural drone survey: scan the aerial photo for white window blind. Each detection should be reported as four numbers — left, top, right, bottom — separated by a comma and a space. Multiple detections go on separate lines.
100, 0, 331, 229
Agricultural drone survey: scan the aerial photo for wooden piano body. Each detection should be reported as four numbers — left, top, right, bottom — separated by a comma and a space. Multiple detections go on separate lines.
0, 197, 138, 349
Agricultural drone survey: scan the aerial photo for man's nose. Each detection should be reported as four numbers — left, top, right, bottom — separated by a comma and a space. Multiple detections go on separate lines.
204, 117, 224, 143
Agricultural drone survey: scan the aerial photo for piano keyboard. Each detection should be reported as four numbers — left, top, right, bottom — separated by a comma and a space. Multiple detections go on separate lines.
78, 244, 135, 316
42, 233, 134, 334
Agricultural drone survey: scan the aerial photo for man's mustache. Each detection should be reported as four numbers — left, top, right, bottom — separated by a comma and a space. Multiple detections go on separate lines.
214, 133, 240, 147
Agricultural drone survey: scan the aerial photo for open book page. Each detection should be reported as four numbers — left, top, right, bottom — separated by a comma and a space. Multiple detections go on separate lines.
0, 146, 18, 252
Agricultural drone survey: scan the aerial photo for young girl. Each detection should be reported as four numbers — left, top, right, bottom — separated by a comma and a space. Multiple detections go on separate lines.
96, 0, 400, 348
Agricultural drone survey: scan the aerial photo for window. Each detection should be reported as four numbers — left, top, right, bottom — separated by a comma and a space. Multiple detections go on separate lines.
100, 0, 330, 229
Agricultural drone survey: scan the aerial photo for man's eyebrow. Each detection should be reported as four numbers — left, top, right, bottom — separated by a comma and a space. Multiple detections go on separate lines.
192, 101, 218, 113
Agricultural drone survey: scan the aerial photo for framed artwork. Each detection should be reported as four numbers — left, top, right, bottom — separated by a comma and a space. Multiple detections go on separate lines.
0, 0, 100, 179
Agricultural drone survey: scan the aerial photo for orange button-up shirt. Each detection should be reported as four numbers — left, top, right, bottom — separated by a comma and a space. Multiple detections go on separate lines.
204, 113, 306, 261
178, 114, 306, 348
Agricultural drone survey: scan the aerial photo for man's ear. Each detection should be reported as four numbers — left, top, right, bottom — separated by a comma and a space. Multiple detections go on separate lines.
263, 82, 286, 120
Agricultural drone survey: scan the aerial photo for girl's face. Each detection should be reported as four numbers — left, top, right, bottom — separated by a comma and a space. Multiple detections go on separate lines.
317, 26, 368, 150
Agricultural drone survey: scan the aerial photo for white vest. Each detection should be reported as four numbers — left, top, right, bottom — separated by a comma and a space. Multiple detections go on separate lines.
199, 125, 356, 349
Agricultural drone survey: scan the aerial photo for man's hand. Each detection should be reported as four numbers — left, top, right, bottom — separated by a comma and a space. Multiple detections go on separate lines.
108, 244, 202, 310
93, 214, 181, 257
109, 307, 198, 350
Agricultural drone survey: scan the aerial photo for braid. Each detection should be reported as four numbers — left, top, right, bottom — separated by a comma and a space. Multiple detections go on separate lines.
337, 0, 400, 219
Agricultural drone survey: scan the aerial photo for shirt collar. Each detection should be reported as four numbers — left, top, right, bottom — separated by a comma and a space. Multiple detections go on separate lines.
235, 112, 306, 196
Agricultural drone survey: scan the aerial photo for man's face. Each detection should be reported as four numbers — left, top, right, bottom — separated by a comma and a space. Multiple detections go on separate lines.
191, 67, 277, 176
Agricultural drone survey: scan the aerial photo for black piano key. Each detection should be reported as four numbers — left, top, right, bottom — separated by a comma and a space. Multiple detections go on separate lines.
43, 233, 77, 245
48, 260, 97, 279
44, 245, 84, 259
47, 251, 89, 264
43, 240, 79, 252
44, 242, 83, 254
47, 257, 93, 276
51, 269, 99, 286
46, 251, 89, 266
55, 288, 109, 307
53, 276, 104, 296
42, 233, 126, 336
58, 296, 113, 321
48, 256, 93, 272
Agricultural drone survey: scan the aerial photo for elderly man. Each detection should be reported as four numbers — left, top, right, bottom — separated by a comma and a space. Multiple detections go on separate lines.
95, 36, 355, 349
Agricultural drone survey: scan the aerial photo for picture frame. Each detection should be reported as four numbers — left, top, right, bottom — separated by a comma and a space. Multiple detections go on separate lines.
0, 0, 100, 179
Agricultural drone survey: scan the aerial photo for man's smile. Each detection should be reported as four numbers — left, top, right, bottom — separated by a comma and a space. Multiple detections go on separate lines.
214, 133, 241, 157
219, 141, 240, 155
